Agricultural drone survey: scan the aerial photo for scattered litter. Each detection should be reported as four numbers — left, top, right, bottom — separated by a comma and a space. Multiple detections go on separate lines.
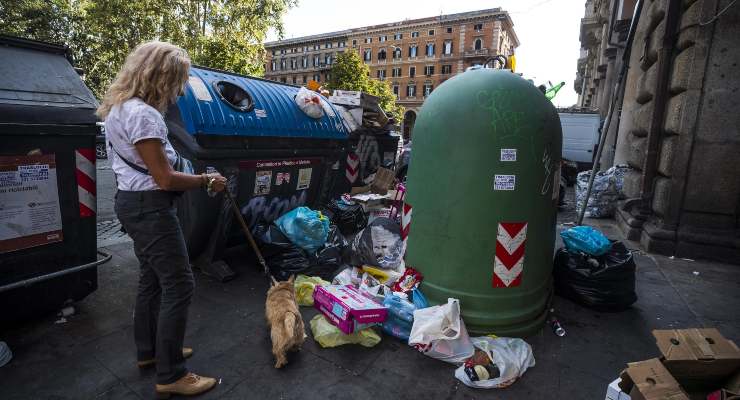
392, 267, 423, 294
454, 337, 535, 389
554, 241, 637, 311
682, 258, 695, 262
351, 218, 405, 270
332, 266, 363, 286
692, 271, 700, 276
275, 207, 330, 253
550, 318, 566, 337
218, 378, 222, 385
560, 225, 612, 256
309, 314, 381, 348
58, 306, 75, 318
313, 285, 387, 334
409, 298, 475, 364
294, 275, 329, 306
55, 317, 67, 324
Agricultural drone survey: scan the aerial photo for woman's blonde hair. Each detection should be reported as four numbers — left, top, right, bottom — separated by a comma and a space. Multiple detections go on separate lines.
96, 41, 191, 118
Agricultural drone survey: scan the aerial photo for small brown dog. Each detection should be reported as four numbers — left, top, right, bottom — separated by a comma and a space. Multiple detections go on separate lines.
265, 275, 305, 368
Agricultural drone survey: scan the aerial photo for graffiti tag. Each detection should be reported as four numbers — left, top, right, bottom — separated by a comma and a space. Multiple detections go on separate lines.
241, 190, 308, 227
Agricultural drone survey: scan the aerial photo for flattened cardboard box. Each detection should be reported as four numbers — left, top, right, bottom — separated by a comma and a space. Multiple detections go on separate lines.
653, 328, 740, 388
618, 358, 690, 400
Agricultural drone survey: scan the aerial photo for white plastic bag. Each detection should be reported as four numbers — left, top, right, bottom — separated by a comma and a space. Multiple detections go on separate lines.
454, 337, 535, 389
296, 87, 324, 119
408, 298, 475, 364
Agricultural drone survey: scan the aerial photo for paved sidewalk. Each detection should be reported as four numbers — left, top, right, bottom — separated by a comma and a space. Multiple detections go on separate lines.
1, 191, 738, 399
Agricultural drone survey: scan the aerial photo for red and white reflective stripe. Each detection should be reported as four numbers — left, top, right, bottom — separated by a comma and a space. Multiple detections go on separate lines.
401, 203, 412, 251
345, 152, 359, 183
75, 149, 96, 217
493, 222, 527, 288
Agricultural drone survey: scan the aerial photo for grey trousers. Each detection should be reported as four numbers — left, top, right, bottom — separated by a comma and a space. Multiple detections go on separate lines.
115, 190, 194, 385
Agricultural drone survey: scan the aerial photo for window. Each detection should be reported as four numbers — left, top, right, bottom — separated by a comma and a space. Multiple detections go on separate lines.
313, 55, 320, 67
280, 77, 286, 83
365, 37, 372, 43
291, 58, 297, 70
280, 49, 285, 54
393, 47, 402, 59
411, 31, 419, 38
474, 38, 482, 51
303, 46, 308, 52
271, 61, 276, 71
446, 27, 453, 33
272, 50, 276, 56
280, 59, 286, 70
394, 33, 403, 40
474, 23, 483, 31
378, 49, 387, 60
325, 53, 332, 65
444, 41, 453, 55
302, 56, 307, 68
377, 69, 386, 80
424, 65, 435, 76
352, 39, 357, 46
363, 49, 372, 62
314, 44, 319, 50
428, 29, 435, 36
426, 43, 435, 56
407, 84, 416, 97
409, 45, 417, 58
313, 74, 320, 82
442, 64, 452, 74
379, 35, 387, 42
326, 42, 332, 48
391, 67, 402, 77
424, 84, 434, 97
302, 75, 307, 84
393, 85, 399, 100
339, 41, 346, 48
292, 76, 297, 84
325, 72, 331, 81
409, 66, 416, 78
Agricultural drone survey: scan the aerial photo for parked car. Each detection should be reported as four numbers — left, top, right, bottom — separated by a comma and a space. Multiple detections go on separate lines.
559, 112, 601, 169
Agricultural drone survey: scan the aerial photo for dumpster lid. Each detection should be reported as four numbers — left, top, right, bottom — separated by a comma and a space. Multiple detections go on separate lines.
0, 35, 99, 127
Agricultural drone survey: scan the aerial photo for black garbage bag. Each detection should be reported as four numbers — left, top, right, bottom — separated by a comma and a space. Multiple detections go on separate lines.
324, 199, 368, 236
253, 223, 310, 281
306, 226, 350, 280
553, 241, 637, 311
351, 217, 404, 269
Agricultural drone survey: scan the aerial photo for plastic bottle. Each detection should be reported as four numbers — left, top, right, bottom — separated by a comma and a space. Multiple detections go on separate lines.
383, 294, 415, 324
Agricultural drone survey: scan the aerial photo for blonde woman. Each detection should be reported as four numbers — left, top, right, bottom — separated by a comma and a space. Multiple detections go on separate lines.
97, 41, 225, 398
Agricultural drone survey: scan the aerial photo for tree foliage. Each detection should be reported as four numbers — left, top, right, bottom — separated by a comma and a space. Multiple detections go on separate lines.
326, 51, 404, 123
0, 0, 296, 98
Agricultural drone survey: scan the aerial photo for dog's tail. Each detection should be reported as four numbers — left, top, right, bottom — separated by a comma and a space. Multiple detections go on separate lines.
283, 313, 296, 335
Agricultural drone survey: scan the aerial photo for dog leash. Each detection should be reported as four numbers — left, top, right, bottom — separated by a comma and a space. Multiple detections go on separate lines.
222, 189, 276, 282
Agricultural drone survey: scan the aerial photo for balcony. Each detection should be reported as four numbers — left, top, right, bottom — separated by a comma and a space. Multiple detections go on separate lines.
463, 48, 490, 58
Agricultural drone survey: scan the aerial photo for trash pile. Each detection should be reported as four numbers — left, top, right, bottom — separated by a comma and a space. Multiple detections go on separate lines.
575, 164, 630, 218
554, 226, 637, 311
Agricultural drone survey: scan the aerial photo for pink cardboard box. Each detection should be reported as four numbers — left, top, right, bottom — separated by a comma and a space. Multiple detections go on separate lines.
313, 285, 387, 334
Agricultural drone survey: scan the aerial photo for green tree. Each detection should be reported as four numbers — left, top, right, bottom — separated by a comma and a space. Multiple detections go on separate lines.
326, 51, 404, 123
0, 0, 296, 98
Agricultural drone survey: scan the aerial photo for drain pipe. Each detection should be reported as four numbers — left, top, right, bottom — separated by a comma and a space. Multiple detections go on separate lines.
577, 0, 643, 225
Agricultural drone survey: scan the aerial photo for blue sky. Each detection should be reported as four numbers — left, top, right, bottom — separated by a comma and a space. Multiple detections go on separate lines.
267, 0, 584, 107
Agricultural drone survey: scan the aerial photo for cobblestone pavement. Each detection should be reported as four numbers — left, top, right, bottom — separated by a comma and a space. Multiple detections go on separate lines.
97, 219, 131, 247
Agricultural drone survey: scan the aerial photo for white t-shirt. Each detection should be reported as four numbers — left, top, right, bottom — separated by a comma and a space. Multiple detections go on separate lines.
105, 98, 177, 191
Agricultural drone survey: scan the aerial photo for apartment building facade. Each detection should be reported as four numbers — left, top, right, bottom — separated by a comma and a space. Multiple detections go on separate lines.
263, 8, 519, 137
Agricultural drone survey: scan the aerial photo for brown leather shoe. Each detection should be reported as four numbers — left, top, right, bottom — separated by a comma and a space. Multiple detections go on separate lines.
155, 372, 217, 399
137, 347, 193, 368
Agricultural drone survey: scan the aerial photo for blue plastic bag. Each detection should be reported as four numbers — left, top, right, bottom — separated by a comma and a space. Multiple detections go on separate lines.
560, 226, 612, 256
275, 207, 330, 254
411, 288, 429, 309
382, 294, 416, 341
382, 316, 412, 342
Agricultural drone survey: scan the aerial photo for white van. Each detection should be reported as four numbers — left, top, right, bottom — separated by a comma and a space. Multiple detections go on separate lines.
559, 112, 601, 168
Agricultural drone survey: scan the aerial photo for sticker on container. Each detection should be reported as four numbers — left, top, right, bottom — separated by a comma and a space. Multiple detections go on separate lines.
255, 109, 267, 118
275, 172, 291, 186
188, 76, 212, 102
500, 149, 517, 162
297, 168, 312, 190
0, 154, 63, 253
254, 170, 272, 195
493, 222, 527, 288
494, 174, 516, 191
